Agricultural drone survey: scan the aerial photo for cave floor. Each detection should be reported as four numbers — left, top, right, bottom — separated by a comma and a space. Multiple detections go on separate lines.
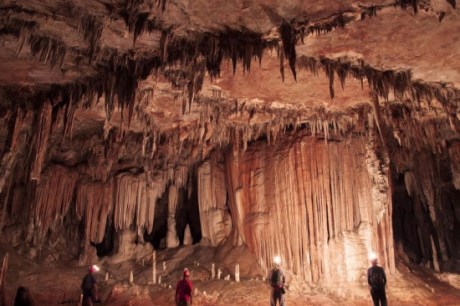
1, 244, 459, 306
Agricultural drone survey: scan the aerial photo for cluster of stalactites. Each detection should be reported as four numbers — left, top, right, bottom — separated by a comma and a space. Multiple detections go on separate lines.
27, 162, 191, 248
225, 134, 394, 283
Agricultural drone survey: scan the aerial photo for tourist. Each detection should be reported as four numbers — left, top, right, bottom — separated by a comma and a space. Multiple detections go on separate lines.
81, 265, 100, 306
367, 254, 387, 306
175, 268, 193, 306
268, 256, 286, 306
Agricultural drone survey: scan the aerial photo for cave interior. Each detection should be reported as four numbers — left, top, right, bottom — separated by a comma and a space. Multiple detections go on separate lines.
0, 0, 459, 305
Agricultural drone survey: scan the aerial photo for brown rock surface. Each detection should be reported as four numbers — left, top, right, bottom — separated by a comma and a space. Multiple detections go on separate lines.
0, 0, 459, 304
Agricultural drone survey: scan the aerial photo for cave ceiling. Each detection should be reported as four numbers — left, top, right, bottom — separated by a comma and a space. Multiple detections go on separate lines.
0, 0, 459, 172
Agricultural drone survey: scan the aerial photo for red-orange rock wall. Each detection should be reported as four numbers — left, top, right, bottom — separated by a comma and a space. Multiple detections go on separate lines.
224, 134, 394, 283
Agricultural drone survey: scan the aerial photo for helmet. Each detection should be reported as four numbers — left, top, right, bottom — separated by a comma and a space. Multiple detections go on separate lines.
89, 265, 99, 273
183, 268, 190, 277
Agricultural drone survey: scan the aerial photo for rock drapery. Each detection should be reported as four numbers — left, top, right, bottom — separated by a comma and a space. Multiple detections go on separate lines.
225, 132, 394, 283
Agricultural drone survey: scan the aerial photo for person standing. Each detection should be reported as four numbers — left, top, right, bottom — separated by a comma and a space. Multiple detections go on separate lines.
81, 265, 99, 306
175, 268, 193, 306
268, 256, 286, 306
367, 256, 387, 306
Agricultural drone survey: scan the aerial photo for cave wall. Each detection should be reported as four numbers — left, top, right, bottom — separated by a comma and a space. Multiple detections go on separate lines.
0, 95, 458, 281
222, 132, 395, 284
391, 142, 460, 272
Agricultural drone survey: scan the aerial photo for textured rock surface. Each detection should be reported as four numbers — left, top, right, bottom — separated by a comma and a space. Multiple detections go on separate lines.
0, 0, 459, 300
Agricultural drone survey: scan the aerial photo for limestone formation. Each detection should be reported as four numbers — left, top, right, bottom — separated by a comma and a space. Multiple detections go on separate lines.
0, 0, 458, 298
183, 224, 192, 246
235, 264, 240, 282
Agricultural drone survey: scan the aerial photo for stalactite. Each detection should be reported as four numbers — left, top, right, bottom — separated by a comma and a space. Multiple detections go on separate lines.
304, 14, 355, 37
360, 5, 382, 20
32, 165, 78, 244
75, 181, 113, 244
110, 172, 158, 235
197, 159, 231, 245
279, 22, 297, 81
225, 133, 392, 282
395, 0, 419, 14
446, 0, 456, 8
166, 184, 179, 247
30, 102, 52, 181
28, 35, 66, 69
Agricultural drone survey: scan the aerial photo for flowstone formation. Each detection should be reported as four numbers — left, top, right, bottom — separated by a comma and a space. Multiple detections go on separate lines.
0, 0, 459, 303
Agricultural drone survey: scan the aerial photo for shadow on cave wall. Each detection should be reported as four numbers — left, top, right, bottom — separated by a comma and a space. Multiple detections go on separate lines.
175, 173, 202, 245
144, 173, 202, 249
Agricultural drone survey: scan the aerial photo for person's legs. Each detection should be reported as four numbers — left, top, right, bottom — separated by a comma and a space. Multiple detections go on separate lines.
370, 289, 379, 306
270, 288, 280, 306
279, 291, 285, 306
82, 296, 93, 306
379, 288, 387, 306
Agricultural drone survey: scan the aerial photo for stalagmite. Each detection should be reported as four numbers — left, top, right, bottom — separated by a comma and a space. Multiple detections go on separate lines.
163, 262, 166, 271
235, 264, 240, 282
217, 268, 222, 280
211, 263, 215, 280
183, 224, 192, 245
0, 254, 8, 306
167, 185, 180, 248
105, 272, 109, 282
431, 236, 440, 273
129, 271, 134, 285
158, 276, 162, 285
152, 251, 157, 284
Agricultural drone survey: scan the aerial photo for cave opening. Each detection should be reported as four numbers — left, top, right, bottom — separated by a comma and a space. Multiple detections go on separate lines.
92, 218, 115, 257
392, 156, 460, 273
392, 171, 425, 264
175, 172, 202, 245
144, 190, 169, 249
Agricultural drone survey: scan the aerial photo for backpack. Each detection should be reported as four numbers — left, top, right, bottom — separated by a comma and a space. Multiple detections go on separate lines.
270, 268, 281, 286
369, 267, 385, 289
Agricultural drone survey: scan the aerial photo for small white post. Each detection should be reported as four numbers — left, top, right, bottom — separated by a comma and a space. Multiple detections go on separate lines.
235, 264, 240, 282
211, 263, 215, 280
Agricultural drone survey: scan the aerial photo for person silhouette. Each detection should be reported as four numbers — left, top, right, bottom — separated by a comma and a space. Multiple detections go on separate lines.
268, 256, 286, 306
367, 254, 387, 306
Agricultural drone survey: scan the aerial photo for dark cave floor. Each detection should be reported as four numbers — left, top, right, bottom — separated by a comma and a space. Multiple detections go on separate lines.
1, 244, 459, 306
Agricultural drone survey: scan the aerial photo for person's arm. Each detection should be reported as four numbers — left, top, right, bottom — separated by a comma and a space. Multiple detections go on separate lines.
92, 283, 99, 302
367, 269, 372, 287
